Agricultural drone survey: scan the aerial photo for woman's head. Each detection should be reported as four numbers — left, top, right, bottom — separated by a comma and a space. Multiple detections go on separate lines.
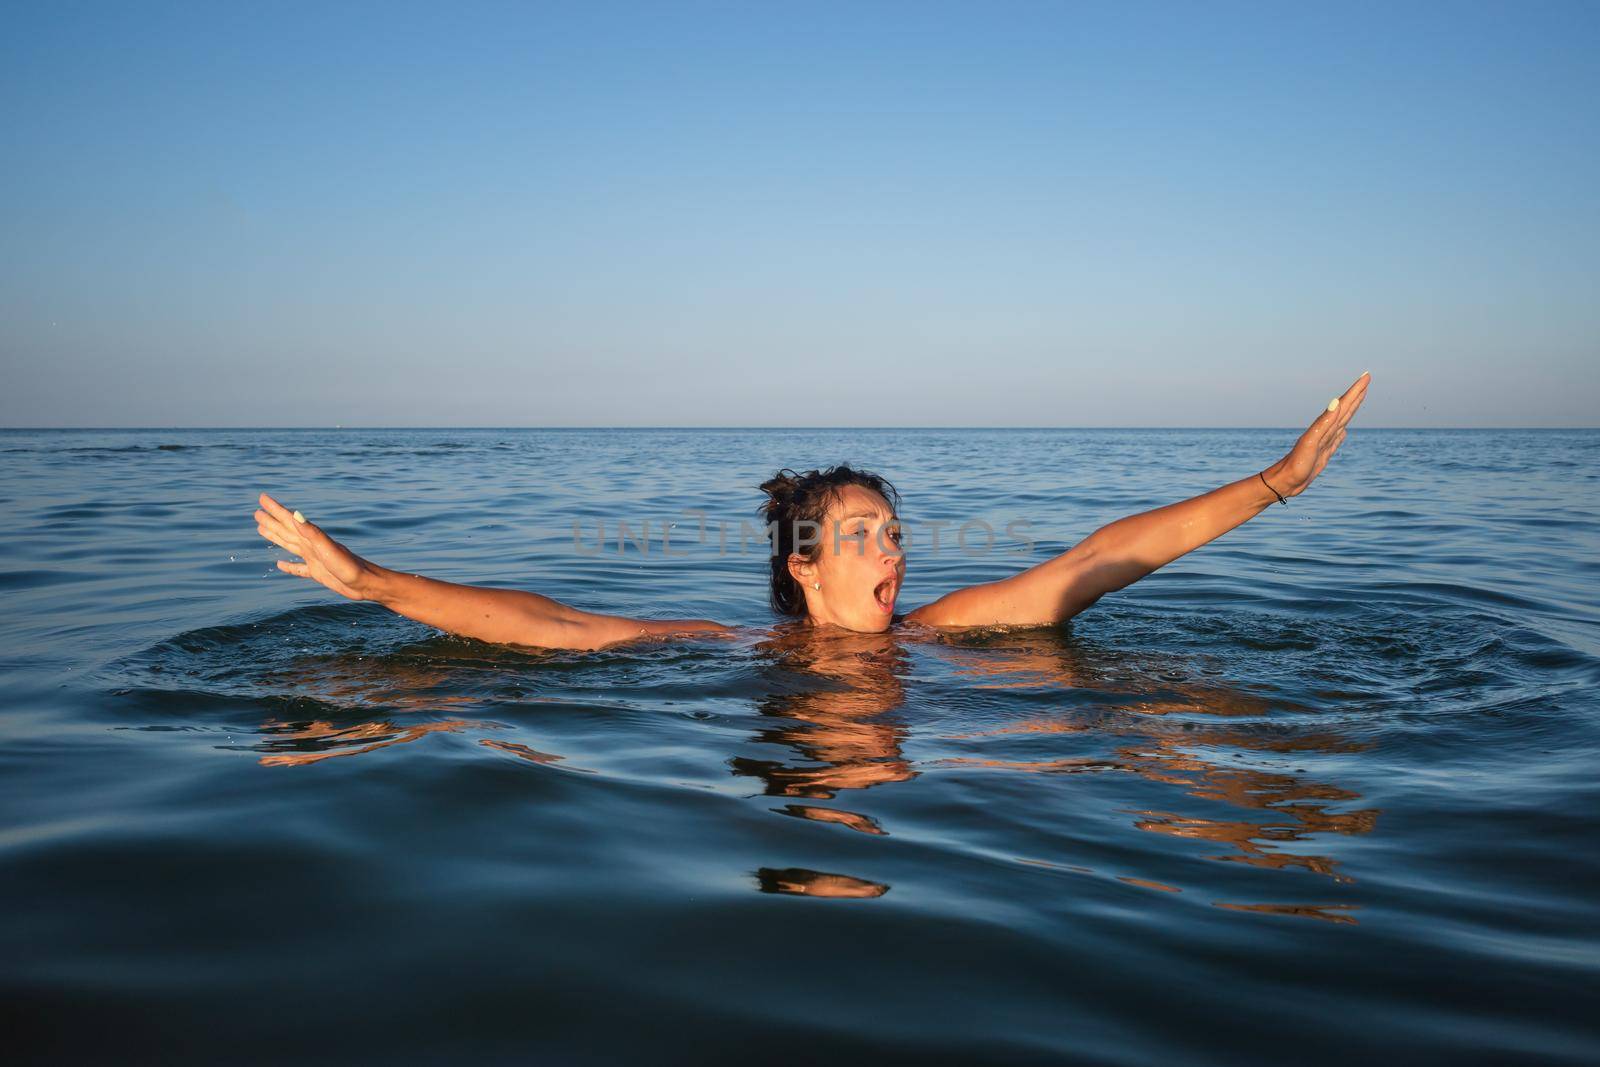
759, 465, 904, 633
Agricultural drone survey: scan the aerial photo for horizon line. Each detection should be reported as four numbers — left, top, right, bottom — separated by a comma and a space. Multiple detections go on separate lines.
2, 424, 1596, 432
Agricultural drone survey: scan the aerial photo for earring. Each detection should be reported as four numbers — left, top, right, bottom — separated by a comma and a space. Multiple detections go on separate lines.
813, 582, 820, 590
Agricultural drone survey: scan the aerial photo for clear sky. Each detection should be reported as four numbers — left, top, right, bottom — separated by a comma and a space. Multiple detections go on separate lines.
2, 1, 1596, 427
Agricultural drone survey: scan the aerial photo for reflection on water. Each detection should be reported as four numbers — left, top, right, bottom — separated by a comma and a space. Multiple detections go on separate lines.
756, 866, 891, 898
244, 649, 506, 766
480, 738, 584, 769
923, 632, 1381, 913
942, 719, 1380, 888
773, 803, 887, 835
255, 717, 476, 767
254, 648, 491, 713
731, 627, 917, 804
1118, 876, 1182, 893
229, 622, 1382, 911
1215, 901, 1362, 925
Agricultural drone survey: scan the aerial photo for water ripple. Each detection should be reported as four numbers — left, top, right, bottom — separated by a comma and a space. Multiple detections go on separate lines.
2, 427, 1597, 1063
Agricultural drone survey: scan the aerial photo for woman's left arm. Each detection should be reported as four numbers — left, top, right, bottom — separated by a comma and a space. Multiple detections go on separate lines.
906, 373, 1371, 629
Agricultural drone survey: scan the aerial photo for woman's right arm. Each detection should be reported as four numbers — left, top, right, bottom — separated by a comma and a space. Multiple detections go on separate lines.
253, 492, 732, 651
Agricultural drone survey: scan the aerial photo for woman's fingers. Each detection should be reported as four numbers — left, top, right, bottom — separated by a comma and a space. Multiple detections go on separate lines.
1336, 384, 1368, 431
1279, 375, 1369, 496
256, 493, 338, 561
263, 495, 331, 549
294, 513, 332, 549
254, 507, 296, 541
278, 556, 358, 599
279, 558, 360, 600
259, 492, 297, 526
257, 522, 300, 555
257, 492, 364, 600
256, 494, 307, 550
1307, 401, 1342, 447
255, 509, 305, 553
291, 517, 350, 577
1315, 426, 1350, 472
1313, 373, 1370, 444
1332, 374, 1370, 429
1302, 393, 1339, 438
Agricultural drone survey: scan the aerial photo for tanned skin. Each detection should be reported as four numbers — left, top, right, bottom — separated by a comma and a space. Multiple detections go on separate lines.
254, 373, 1370, 650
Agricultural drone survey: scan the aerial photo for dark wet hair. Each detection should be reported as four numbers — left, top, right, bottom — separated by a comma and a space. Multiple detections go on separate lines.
758, 464, 901, 617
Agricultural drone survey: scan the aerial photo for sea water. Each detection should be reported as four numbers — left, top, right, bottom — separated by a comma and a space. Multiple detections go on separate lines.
2, 427, 1597, 1062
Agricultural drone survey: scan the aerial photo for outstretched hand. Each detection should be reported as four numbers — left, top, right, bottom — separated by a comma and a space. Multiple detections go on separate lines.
1266, 372, 1371, 499
254, 492, 375, 601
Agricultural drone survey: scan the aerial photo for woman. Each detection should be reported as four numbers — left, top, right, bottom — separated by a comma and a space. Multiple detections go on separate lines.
253, 373, 1370, 650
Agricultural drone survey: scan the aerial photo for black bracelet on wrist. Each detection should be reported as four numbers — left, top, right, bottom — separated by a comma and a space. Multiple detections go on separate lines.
1259, 471, 1288, 506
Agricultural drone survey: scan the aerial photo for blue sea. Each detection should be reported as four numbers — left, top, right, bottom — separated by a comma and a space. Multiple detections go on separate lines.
2, 427, 1597, 1063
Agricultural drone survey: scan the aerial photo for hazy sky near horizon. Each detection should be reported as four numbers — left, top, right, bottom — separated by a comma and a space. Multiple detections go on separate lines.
3, 1, 1596, 427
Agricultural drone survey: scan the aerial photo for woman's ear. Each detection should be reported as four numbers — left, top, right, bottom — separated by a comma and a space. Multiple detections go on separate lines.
786, 552, 815, 587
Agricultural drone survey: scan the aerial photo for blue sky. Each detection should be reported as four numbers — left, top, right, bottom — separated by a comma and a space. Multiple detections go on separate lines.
2, 1, 1595, 427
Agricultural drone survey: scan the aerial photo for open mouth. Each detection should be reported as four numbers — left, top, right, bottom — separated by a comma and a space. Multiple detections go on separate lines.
873, 575, 898, 612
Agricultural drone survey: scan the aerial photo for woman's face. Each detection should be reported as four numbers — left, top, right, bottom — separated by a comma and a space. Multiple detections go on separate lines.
791, 484, 905, 633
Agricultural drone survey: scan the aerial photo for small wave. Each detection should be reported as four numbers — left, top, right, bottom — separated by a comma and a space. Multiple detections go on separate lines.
1359, 579, 1569, 616
0, 569, 82, 591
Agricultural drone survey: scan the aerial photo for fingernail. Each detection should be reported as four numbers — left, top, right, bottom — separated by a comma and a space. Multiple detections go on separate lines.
1327, 398, 1340, 412
292, 510, 306, 524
